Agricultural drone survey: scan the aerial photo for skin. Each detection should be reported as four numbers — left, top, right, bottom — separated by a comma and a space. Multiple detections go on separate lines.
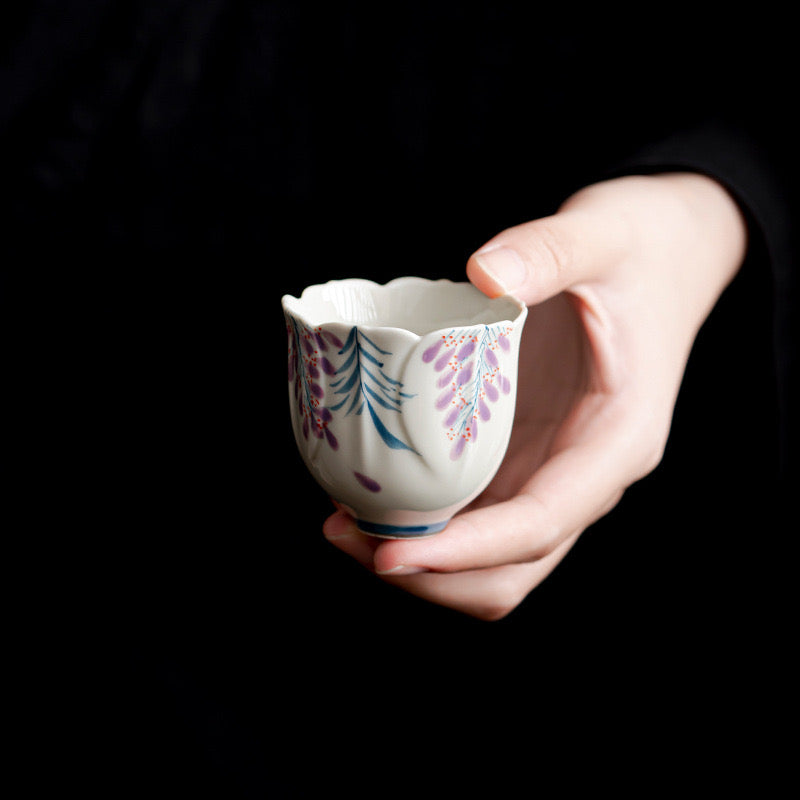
322, 173, 748, 621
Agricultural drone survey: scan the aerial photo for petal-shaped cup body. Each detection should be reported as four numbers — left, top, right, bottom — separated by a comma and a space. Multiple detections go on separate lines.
282, 278, 527, 537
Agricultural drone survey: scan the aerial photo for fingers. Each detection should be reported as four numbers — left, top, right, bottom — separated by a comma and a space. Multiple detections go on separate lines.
374, 379, 663, 578
321, 395, 652, 620
372, 434, 625, 578
324, 395, 637, 578
466, 206, 630, 306
324, 509, 582, 621
379, 536, 582, 621
322, 509, 378, 569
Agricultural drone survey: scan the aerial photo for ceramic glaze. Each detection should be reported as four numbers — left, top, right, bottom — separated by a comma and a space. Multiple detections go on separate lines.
282, 277, 527, 537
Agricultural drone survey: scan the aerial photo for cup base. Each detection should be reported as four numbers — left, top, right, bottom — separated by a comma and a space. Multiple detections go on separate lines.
355, 518, 449, 538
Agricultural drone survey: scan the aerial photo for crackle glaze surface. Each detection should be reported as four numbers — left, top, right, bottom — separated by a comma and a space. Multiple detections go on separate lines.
282, 277, 527, 537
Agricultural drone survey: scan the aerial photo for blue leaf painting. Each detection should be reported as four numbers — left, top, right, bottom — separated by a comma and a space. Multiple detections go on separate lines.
333, 327, 418, 453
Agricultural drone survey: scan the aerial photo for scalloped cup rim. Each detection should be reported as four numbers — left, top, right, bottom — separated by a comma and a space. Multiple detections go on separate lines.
281, 276, 526, 338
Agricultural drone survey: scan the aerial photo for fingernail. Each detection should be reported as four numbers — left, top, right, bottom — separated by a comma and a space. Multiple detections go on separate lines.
474, 245, 527, 294
375, 565, 428, 576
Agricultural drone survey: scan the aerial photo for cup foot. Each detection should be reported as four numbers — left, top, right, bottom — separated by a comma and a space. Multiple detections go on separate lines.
355, 519, 449, 538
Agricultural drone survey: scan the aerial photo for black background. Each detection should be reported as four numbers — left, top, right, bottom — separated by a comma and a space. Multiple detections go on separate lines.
4, 3, 794, 796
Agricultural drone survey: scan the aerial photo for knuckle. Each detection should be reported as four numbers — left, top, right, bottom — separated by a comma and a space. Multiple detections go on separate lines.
640, 438, 667, 476
525, 218, 573, 280
526, 536, 561, 562
627, 413, 670, 481
601, 488, 626, 517
509, 494, 562, 561
471, 576, 530, 622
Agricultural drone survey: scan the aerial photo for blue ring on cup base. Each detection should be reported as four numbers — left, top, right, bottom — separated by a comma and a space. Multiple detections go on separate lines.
355, 519, 449, 538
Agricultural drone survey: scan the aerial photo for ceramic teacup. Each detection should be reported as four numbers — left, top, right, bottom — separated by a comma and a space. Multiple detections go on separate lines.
282, 277, 527, 537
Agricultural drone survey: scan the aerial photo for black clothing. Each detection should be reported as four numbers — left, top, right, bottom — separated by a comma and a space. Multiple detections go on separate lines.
4, 3, 794, 796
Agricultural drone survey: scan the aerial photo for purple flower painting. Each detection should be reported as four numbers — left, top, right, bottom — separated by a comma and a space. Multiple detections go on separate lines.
422, 324, 514, 460
286, 316, 343, 449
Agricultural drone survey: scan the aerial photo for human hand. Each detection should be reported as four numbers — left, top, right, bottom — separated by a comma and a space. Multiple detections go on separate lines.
323, 173, 747, 620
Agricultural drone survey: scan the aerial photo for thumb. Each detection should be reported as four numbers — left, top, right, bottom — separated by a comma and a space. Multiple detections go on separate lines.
466, 206, 628, 305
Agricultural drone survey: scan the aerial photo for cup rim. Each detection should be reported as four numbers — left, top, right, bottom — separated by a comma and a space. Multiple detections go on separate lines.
281, 276, 527, 337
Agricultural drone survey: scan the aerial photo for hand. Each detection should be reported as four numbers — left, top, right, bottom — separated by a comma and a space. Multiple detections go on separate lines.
322, 173, 747, 620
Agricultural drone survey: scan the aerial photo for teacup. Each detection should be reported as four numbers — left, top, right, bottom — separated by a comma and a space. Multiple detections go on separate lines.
282, 277, 527, 537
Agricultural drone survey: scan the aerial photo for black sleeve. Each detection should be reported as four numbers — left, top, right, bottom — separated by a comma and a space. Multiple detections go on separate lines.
613, 121, 795, 486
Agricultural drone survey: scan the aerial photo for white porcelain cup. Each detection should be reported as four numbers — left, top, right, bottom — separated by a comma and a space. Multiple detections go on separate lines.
282, 277, 527, 537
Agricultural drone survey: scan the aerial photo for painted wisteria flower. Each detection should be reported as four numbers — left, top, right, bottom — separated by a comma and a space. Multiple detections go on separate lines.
423, 324, 514, 460
330, 327, 418, 453
286, 316, 343, 449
